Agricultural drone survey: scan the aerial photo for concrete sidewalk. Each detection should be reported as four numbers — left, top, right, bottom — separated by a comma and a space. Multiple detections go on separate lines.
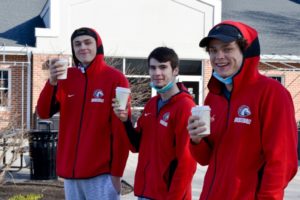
3, 153, 300, 199
121, 153, 300, 200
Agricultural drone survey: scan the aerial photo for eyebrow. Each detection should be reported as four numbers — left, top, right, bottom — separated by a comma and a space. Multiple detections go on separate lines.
74, 38, 93, 43
150, 63, 168, 68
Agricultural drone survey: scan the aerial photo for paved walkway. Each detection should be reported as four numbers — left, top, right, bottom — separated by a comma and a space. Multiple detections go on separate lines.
122, 153, 300, 200
3, 153, 300, 199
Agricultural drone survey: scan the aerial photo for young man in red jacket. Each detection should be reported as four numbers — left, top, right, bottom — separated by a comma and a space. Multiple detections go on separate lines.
113, 47, 197, 200
36, 27, 130, 200
187, 20, 298, 199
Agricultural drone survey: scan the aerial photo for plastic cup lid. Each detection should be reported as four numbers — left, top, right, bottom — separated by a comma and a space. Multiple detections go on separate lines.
116, 87, 131, 93
191, 105, 211, 112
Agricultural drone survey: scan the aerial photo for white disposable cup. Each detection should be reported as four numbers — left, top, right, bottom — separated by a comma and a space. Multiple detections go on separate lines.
116, 87, 131, 110
55, 59, 69, 80
191, 105, 211, 136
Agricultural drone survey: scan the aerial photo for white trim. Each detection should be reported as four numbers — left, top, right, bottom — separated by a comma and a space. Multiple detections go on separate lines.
0, 68, 11, 111
178, 75, 203, 105
0, 46, 34, 55
126, 75, 150, 78
26, 52, 32, 130
261, 54, 300, 62
35, 0, 60, 37
171, 0, 221, 37
0, 52, 32, 129
197, 0, 222, 25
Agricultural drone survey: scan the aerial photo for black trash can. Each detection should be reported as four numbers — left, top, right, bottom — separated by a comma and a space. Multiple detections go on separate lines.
29, 126, 58, 180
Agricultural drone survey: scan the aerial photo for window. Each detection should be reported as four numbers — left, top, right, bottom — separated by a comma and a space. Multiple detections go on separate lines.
179, 60, 202, 75
126, 59, 148, 75
0, 70, 9, 109
269, 76, 283, 84
105, 57, 123, 72
128, 77, 151, 107
104, 57, 202, 107
127, 77, 151, 125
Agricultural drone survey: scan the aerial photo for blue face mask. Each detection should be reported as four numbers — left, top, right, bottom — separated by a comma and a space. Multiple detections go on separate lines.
150, 81, 174, 94
212, 71, 235, 85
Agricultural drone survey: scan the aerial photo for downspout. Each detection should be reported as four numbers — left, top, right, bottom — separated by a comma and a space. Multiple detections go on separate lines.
21, 62, 24, 131
26, 48, 32, 130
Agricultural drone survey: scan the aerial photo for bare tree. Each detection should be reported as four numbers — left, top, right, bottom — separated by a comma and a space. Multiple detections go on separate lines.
0, 112, 28, 184
105, 57, 151, 123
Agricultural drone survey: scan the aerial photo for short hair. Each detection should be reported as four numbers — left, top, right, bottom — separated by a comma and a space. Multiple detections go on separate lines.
205, 38, 248, 53
147, 47, 179, 70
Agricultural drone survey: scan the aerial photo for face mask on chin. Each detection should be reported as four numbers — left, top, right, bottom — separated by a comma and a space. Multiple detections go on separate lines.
212, 71, 235, 85
150, 81, 174, 94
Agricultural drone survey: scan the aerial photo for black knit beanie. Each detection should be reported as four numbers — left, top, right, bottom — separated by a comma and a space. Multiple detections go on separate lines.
71, 27, 98, 42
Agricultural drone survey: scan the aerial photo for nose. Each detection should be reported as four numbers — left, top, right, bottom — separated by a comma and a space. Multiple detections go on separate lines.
79, 44, 86, 49
150, 67, 161, 76
215, 50, 225, 59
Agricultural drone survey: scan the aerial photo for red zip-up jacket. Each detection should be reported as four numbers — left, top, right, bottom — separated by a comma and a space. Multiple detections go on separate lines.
190, 21, 298, 200
36, 29, 130, 179
132, 85, 197, 200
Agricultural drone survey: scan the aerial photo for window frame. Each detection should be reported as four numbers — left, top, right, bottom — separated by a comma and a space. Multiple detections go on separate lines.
0, 68, 11, 111
269, 75, 284, 85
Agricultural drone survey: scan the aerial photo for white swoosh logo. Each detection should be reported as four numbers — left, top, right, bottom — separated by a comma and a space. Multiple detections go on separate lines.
144, 113, 151, 116
67, 94, 75, 98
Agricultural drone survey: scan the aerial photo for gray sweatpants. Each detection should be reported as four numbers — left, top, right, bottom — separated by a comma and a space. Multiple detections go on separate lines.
64, 174, 120, 200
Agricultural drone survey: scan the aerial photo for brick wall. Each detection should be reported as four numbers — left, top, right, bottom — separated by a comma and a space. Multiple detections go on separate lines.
260, 69, 300, 122
31, 54, 51, 116
31, 54, 71, 128
202, 59, 300, 122
31, 54, 51, 128
0, 54, 28, 130
203, 59, 212, 99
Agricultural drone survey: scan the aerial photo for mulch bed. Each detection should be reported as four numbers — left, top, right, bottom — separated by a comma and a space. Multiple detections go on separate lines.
0, 180, 65, 200
0, 179, 133, 200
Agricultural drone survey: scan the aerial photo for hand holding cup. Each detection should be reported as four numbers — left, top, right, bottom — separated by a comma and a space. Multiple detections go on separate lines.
48, 58, 69, 85
112, 98, 129, 122
188, 106, 211, 144
115, 87, 131, 110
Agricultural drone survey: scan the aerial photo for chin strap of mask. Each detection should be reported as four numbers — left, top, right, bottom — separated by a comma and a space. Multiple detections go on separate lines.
150, 81, 174, 94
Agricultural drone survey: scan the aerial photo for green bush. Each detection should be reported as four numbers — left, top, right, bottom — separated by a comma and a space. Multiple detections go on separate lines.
8, 194, 43, 200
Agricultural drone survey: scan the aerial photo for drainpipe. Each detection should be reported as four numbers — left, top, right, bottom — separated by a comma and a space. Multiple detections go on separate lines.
26, 48, 32, 130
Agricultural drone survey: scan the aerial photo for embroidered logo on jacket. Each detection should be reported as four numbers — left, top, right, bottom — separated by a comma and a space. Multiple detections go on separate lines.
234, 105, 252, 125
91, 89, 104, 103
144, 112, 151, 117
160, 112, 170, 127
238, 105, 251, 117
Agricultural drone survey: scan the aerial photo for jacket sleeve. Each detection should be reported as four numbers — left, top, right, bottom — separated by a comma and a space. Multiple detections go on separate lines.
36, 80, 60, 119
189, 96, 214, 166
256, 86, 298, 199
167, 100, 197, 200
123, 119, 142, 152
189, 136, 213, 166
110, 75, 131, 177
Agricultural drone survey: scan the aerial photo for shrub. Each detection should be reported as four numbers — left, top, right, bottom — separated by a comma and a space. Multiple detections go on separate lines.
8, 193, 43, 200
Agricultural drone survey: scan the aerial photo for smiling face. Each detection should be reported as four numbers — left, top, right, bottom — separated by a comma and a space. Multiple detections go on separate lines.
208, 39, 244, 78
149, 58, 178, 89
72, 35, 97, 66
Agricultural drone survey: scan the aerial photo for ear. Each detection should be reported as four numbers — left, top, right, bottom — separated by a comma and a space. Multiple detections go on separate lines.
173, 67, 179, 76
